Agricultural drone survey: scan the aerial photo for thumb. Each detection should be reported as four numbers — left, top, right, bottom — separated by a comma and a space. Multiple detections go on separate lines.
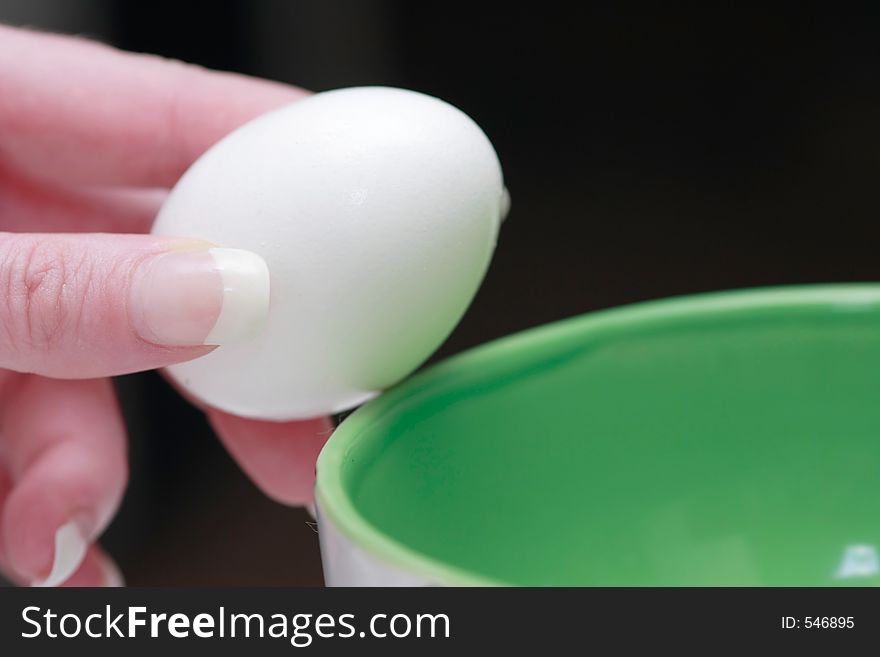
0, 232, 269, 378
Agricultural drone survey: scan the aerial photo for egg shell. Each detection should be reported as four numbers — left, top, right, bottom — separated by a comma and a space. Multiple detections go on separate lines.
152, 87, 505, 420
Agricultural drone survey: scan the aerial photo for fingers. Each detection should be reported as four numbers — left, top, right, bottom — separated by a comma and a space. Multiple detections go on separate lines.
0, 162, 166, 234
59, 545, 125, 587
0, 25, 307, 187
0, 377, 126, 586
0, 232, 270, 378
208, 409, 334, 507
0, 455, 105, 585
0, 461, 11, 573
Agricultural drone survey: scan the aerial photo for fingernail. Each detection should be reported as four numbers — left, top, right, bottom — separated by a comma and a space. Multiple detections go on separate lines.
31, 520, 88, 587
500, 186, 511, 223
98, 554, 125, 587
130, 247, 270, 346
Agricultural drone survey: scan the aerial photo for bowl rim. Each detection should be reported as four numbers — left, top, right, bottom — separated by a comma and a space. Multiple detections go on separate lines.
315, 283, 880, 585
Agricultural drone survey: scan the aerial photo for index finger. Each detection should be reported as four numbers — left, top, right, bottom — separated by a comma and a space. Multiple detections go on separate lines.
0, 25, 308, 187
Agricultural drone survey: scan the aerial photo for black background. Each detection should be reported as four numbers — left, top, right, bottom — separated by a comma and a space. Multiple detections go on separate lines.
1, 1, 879, 585
0, 587, 874, 654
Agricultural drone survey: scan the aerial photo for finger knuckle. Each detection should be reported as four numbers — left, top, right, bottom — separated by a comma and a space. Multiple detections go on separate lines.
3, 239, 91, 349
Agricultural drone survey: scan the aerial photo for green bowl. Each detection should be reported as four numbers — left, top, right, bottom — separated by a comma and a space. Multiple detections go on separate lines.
316, 285, 880, 586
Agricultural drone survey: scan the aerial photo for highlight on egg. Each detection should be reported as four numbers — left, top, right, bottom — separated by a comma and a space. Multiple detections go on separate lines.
152, 87, 507, 420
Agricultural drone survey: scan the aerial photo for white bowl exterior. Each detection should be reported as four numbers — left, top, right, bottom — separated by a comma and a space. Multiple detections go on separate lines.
316, 502, 440, 586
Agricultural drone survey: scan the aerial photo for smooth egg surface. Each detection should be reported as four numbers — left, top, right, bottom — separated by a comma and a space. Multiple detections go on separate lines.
152, 87, 505, 419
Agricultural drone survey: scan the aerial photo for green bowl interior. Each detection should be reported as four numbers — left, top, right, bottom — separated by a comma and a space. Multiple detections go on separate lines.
316, 285, 880, 585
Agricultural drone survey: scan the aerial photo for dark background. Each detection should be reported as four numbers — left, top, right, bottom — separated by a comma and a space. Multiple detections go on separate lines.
2, 1, 879, 585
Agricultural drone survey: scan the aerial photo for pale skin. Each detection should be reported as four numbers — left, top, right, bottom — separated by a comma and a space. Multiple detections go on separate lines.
0, 25, 333, 586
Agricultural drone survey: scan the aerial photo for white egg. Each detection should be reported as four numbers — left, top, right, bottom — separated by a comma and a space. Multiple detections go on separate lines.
152, 87, 506, 420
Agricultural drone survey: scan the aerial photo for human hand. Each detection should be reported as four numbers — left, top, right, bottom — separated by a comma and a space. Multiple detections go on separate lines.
0, 25, 332, 587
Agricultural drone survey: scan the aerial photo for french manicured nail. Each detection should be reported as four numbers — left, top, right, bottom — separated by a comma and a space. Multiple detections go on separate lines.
130, 247, 270, 346
31, 520, 88, 587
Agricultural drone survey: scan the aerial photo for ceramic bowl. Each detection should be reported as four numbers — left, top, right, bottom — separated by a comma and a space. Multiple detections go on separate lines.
316, 285, 880, 586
